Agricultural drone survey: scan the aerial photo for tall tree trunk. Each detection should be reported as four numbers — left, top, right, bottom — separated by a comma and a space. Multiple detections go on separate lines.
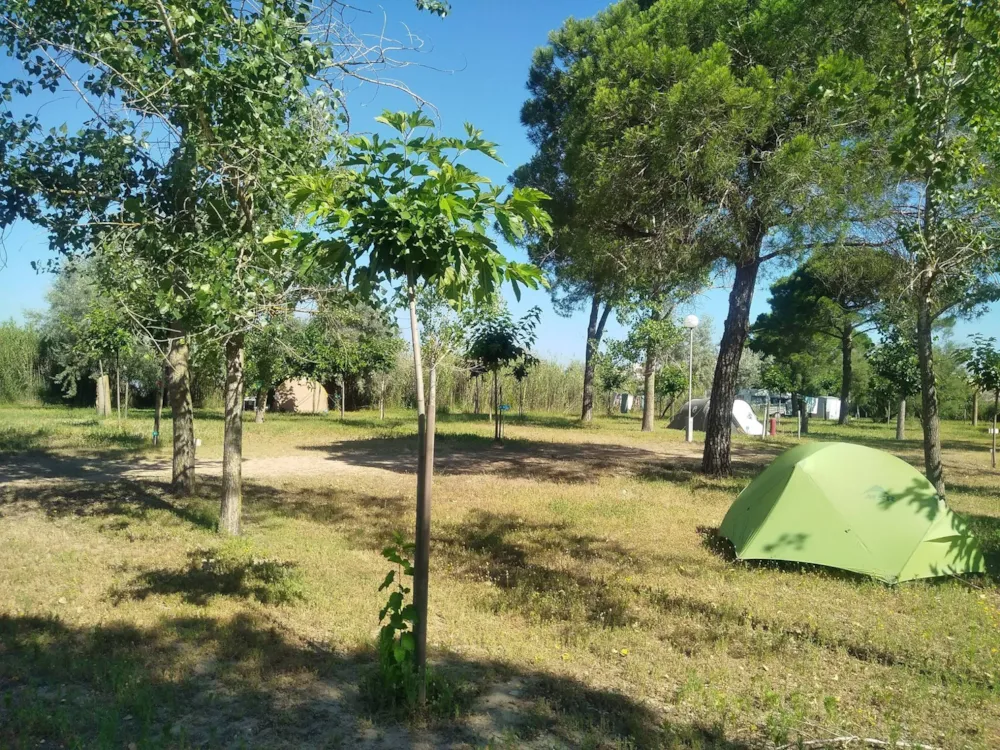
896, 397, 906, 441
915, 291, 945, 496
581, 297, 612, 422
641, 346, 656, 432
493, 370, 501, 441
992, 393, 998, 470
800, 395, 810, 435
254, 387, 266, 424
407, 289, 431, 705
96, 360, 108, 417
473, 375, 480, 414
153, 366, 165, 446
167, 325, 196, 495
703, 258, 760, 476
123, 370, 129, 421
339, 379, 345, 420
219, 336, 245, 536
972, 390, 979, 426
838, 325, 853, 425
115, 352, 121, 426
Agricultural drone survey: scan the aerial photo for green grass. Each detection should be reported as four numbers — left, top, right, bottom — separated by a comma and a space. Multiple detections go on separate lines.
0, 404, 998, 748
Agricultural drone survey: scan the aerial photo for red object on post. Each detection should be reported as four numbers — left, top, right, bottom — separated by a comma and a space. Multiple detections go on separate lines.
769, 417, 777, 436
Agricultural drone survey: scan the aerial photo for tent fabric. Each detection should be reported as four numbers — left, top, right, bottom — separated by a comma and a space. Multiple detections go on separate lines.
719, 442, 986, 583
669, 398, 764, 436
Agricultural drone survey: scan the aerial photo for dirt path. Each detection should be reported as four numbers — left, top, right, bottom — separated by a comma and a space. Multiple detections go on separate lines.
0, 436, 784, 490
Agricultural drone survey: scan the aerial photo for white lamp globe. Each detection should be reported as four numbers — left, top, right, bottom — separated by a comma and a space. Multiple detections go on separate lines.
683, 314, 700, 330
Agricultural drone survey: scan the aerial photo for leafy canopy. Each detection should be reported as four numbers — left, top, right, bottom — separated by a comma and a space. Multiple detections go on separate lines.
285, 110, 551, 304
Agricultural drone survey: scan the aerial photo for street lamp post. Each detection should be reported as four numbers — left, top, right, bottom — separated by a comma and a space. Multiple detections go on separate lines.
683, 315, 699, 442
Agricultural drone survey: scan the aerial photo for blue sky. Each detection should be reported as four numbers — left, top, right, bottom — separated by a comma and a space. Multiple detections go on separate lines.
1, 1, 995, 361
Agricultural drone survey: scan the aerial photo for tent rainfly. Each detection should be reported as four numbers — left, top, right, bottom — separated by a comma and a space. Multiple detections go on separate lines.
719, 442, 986, 583
668, 398, 764, 436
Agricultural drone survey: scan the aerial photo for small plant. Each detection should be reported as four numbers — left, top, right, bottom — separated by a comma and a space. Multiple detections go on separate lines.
368, 533, 419, 710
364, 532, 471, 718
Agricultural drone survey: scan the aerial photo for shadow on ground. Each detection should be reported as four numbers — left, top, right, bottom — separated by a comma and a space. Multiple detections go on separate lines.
302, 433, 744, 484
0, 611, 750, 750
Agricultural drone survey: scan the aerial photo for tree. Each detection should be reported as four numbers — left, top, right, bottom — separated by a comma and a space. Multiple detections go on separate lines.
838, 0, 1000, 495
867, 328, 920, 440
515, 4, 708, 424
518, 0, 890, 474
751, 324, 841, 436
245, 321, 297, 424
289, 110, 550, 703
0, 0, 446, 525
962, 336, 1000, 468
595, 339, 635, 416
619, 303, 683, 432
467, 307, 541, 440
656, 365, 688, 419
757, 248, 896, 425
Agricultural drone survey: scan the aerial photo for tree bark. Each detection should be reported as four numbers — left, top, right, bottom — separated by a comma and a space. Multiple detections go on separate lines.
219, 335, 245, 536
896, 397, 906, 441
254, 387, 266, 423
581, 297, 612, 422
972, 390, 979, 426
407, 289, 431, 705
167, 325, 196, 495
339, 379, 345, 420
641, 346, 656, 432
838, 325, 853, 425
800, 395, 810, 435
703, 259, 760, 476
916, 290, 945, 496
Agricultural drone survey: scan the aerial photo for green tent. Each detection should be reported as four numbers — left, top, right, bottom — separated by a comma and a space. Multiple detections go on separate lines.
719, 442, 985, 583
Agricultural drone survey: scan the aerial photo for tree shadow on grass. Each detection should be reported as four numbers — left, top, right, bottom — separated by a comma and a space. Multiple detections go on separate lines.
0, 447, 165, 484
0, 425, 53, 453
111, 546, 306, 606
435, 509, 643, 629
0, 612, 751, 750
305, 433, 693, 484
1, 477, 217, 532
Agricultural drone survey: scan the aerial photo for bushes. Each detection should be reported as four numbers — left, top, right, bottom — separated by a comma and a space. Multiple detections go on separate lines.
0, 320, 43, 404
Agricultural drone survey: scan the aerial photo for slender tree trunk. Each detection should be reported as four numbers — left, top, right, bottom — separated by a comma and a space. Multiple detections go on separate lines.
800, 395, 810, 435
838, 325, 853, 425
992, 393, 998, 470
407, 289, 431, 706
703, 258, 760, 476
167, 325, 196, 495
582, 297, 612, 422
896, 397, 906, 441
254, 387, 266, 423
972, 390, 979, 426
473, 375, 480, 414
115, 352, 121, 426
380, 393, 385, 420
641, 347, 656, 432
219, 335, 245, 536
123, 370, 129, 421
493, 370, 501, 441
916, 290, 945, 496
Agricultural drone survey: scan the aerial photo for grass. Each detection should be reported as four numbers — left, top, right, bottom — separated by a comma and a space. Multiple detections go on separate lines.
0, 403, 998, 748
